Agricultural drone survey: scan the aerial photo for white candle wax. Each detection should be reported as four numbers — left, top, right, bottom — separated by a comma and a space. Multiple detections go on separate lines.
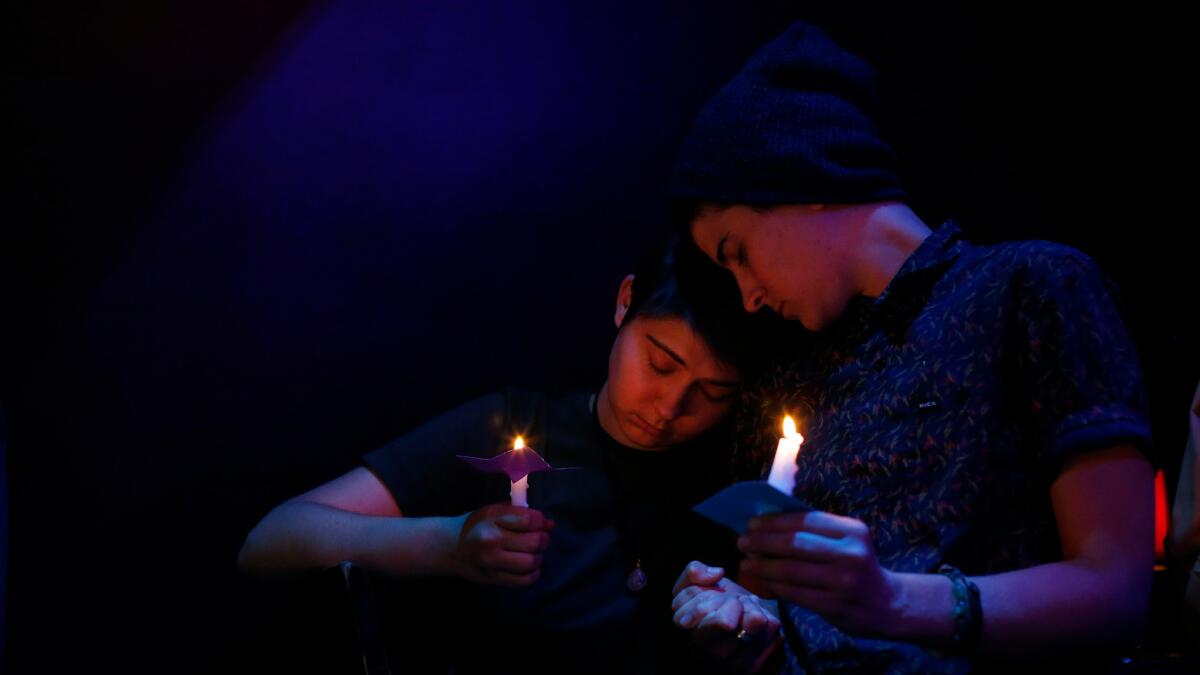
766, 416, 803, 494
510, 475, 529, 507
510, 435, 528, 507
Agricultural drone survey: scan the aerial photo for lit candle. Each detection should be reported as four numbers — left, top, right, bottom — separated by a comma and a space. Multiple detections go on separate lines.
766, 415, 804, 494
510, 436, 529, 507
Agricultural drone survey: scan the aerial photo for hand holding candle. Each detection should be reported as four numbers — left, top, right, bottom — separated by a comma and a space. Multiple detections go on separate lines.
453, 436, 569, 587
766, 415, 804, 495
452, 502, 554, 587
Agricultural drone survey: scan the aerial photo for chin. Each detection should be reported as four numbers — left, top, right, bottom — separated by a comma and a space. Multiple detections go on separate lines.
799, 307, 838, 332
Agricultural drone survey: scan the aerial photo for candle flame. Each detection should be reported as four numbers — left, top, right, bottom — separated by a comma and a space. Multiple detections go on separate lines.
782, 415, 797, 437
513, 436, 525, 450
782, 415, 801, 441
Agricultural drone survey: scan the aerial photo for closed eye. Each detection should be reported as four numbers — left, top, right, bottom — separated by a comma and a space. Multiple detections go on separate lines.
703, 390, 734, 403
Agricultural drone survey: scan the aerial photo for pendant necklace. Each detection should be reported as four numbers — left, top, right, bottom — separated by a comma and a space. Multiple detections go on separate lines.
626, 558, 648, 592
592, 392, 654, 593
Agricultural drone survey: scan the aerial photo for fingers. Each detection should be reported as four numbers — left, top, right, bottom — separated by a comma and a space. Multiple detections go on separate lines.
484, 549, 543, 575
749, 510, 867, 538
738, 557, 836, 590
674, 574, 755, 614
695, 594, 742, 633
738, 594, 780, 636
675, 590, 740, 631
500, 529, 551, 554
672, 560, 725, 595
674, 587, 730, 628
737, 529, 841, 561
494, 507, 553, 532
693, 599, 755, 663
673, 584, 782, 670
756, 582, 838, 616
673, 589, 714, 628
671, 585, 703, 613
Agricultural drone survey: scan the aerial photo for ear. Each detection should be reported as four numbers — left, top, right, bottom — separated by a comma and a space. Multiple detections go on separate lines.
614, 274, 634, 328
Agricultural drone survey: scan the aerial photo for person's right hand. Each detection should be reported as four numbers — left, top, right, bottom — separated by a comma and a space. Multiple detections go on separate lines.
450, 503, 554, 586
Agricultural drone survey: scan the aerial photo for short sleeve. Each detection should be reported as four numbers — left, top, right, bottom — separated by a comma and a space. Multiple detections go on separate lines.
363, 392, 513, 516
1013, 246, 1153, 466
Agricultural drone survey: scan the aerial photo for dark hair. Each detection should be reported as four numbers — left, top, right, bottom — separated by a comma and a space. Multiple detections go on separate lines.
670, 198, 774, 236
624, 234, 772, 377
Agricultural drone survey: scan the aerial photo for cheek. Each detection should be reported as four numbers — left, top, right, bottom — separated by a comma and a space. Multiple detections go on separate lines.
679, 397, 732, 436
608, 339, 649, 409
704, 400, 733, 426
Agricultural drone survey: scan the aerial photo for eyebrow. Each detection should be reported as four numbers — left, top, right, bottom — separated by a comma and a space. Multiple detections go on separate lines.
647, 334, 687, 366
646, 333, 740, 388
715, 234, 730, 266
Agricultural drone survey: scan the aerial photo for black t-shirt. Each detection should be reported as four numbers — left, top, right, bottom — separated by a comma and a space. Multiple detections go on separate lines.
363, 389, 737, 674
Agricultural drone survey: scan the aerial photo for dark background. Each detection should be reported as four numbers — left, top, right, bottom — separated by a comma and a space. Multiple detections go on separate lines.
5, 1, 1193, 672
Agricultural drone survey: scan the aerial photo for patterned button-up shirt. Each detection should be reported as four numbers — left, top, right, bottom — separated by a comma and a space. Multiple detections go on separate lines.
732, 222, 1152, 673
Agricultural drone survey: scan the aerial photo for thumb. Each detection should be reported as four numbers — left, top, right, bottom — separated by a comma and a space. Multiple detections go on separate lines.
689, 562, 725, 586
673, 560, 724, 595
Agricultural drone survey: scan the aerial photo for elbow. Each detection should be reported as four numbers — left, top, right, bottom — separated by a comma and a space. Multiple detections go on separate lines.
236, 522, 269, 576
237, 505, 295, 578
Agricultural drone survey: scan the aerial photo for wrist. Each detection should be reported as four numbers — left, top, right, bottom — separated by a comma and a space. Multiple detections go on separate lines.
749, 634, 785, 674
936, 564, 983, 654
883, 571, 958, 646
370, 514, 466, 577
433, 514, 470, 578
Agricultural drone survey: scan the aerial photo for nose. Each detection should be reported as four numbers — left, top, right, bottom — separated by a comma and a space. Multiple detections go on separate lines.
741, 285, 766, 313
655, 384, 688, 423
731, 268, 766, 313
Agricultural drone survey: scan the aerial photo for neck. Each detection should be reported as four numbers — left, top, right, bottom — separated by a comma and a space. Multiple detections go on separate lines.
595, 380, 620, 441
850, 202, 932, 298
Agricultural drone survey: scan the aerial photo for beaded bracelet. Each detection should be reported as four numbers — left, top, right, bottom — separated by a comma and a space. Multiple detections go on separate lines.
937, 564, 982, 654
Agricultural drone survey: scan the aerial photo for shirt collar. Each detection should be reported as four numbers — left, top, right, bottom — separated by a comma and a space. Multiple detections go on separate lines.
870, 220, 966, 308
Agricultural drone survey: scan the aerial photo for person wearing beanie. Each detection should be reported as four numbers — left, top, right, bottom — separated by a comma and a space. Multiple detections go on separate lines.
668, 21, 1154, 674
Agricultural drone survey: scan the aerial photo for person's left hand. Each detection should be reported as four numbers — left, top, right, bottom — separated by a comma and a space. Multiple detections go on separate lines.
737, 510, 901, 637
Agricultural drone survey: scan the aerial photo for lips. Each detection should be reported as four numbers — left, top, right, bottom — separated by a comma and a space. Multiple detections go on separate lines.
631, 414, 667, 438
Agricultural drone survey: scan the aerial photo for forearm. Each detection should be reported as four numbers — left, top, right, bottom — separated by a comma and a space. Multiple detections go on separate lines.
890, 446, 1152, 657
888, 559, 1150, 657
238, 499, 463, 580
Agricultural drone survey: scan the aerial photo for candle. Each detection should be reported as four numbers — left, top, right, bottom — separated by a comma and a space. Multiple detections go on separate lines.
766, 415, 804, 494
510, 436, 529, 507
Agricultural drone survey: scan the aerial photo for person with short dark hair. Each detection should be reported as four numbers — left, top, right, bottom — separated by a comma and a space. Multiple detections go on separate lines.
239, 239, 773, 674
668, 21, 1154, 674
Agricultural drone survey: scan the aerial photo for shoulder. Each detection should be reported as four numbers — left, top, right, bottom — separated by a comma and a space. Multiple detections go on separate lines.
366, 390, 512, 459
422, 390, 510, 435
972, 239, 1105, 285
962, 238, 1098, 278
944, 239, 1116, 316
